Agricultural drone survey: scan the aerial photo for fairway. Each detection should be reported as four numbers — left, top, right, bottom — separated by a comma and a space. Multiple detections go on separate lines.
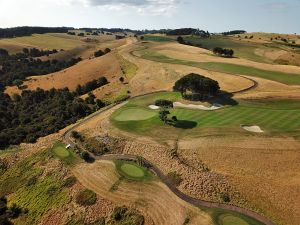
141, 52, 300, 85
111, 92, 300, 136
113, 107, 157, 121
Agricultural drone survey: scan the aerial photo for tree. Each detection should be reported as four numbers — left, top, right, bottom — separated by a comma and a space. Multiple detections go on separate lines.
119, 77, 124, 83
104, 48, 111, 54
155, 99, 173, 108
12, 79, 23, 88
173, 73, 220, 100
94, 50, 104, 57
159, 109, 170, 123
140, 36, 144, 40
177, 36, 185, 44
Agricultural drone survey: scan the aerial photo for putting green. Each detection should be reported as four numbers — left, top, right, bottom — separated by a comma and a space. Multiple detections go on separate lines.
53, 145, 70, 158
220, 215, 249, 225
120, 163, 145, 178
114, 108, 157, 121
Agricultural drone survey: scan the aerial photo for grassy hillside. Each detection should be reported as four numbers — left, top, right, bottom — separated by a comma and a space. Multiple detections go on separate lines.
141, 52, 300, 85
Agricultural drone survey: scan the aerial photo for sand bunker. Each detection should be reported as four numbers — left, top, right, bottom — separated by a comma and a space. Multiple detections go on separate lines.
174, 102, 222, 111
149, 105, 160, 110
241, 125, 264, 133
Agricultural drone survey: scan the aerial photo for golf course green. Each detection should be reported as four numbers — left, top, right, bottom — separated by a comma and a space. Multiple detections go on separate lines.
51, 142, 78, 165
115, 160, 152, 181
111, 92, 300, 137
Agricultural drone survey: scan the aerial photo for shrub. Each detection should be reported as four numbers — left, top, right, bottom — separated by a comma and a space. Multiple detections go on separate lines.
63, 176, 77, 188
155, 99, 173, 108
167, 171, 182, 186
75, 189, 97, 206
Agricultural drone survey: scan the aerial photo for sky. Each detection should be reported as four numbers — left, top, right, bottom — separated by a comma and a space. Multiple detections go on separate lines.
0, 0, 299, 34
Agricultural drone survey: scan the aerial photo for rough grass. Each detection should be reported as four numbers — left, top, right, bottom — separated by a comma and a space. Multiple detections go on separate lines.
184, 36, 272, 63
143, 35, 174, 42
116, 52, 138, 80
115, 160, 153, 181
0, 33, 84, 50
0, 150, 70, 225
141, 52, 300, 85
111, 92, 300, 136
51, 142, 79, 166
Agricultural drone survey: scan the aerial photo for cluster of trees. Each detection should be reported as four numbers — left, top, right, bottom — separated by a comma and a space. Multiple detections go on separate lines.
155, 99, 174, 108
0, 88, 100, 149
0, 26, 72, 38
75, 77, 108, 95
167, 28, 210, 37
67, 31, 76, 35
173, 73, 220, 100
22, 48, 59, 57
177, 36, 203, 48
213, 47, 234, 57
115, 35, 125, 40
222, 30, 246, 36
0, 49, 81, 88
0, 196, 27, 225
94, 48, 111, 57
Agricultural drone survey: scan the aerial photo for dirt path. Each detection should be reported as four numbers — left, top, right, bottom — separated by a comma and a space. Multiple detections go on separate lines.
63, 92, 276, 225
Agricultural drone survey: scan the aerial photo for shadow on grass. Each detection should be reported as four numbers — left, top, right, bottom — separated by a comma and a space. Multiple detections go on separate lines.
173, 120, 198, 129
206, 92, 239, 106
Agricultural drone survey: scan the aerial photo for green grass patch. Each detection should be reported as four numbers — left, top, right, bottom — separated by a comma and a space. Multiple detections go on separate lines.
51, 142, 79, 166
115, 160, 153, 181
111, 92, 300, 136
116, 53, 138, 80
200, 207, 264, 225
113, 107, 157, 121
143, 35, 174, 42
141, 51, 300, 85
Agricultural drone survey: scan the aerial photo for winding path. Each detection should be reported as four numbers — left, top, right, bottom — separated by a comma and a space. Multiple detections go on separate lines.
63, 92, 276, 225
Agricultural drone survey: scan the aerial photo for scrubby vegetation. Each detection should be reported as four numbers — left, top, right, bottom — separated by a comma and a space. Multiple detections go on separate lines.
0, 196, 27, 225
213, 47, 234, 57
108, 206, 144, 225
75, 77, 108, 95
75, 189, 97, 206
167, 171, 183, 186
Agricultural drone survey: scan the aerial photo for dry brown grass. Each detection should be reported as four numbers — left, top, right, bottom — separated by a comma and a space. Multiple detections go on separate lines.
72, 160, 213, 225
5, 53, 122, 96
178, 135, 300, 225
153, 42, 300, 74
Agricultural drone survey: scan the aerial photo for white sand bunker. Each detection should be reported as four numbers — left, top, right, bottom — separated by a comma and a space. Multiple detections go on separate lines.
148, 105, 160, 110
241, 125, 264, 133
174, 102, 222, 111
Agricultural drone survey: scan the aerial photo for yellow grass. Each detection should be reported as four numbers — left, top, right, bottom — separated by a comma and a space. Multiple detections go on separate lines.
72, 160, 213, 225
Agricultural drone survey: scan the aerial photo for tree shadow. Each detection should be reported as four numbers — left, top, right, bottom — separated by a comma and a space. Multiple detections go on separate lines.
206, 92, 239, 106
173, 120, 198, 129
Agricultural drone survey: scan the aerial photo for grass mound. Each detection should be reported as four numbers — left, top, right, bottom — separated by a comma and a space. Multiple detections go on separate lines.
75, 189, 97, 206
115, 161, 152, 181
113, 107, 157, 121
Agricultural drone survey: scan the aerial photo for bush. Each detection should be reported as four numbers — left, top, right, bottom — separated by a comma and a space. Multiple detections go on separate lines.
75, 189, 97, 206
167, 171, 182, 186
155, 99, 173, 108
63, 176, 77, 188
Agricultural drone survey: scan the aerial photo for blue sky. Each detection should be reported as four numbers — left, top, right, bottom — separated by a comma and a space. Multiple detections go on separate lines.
0, 0, 299, 33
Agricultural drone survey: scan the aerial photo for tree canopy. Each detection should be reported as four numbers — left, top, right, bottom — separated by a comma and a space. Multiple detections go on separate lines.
173, 73, 220, 100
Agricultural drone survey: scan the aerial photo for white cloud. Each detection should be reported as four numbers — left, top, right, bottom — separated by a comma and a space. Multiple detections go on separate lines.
50, 0, 182, 16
